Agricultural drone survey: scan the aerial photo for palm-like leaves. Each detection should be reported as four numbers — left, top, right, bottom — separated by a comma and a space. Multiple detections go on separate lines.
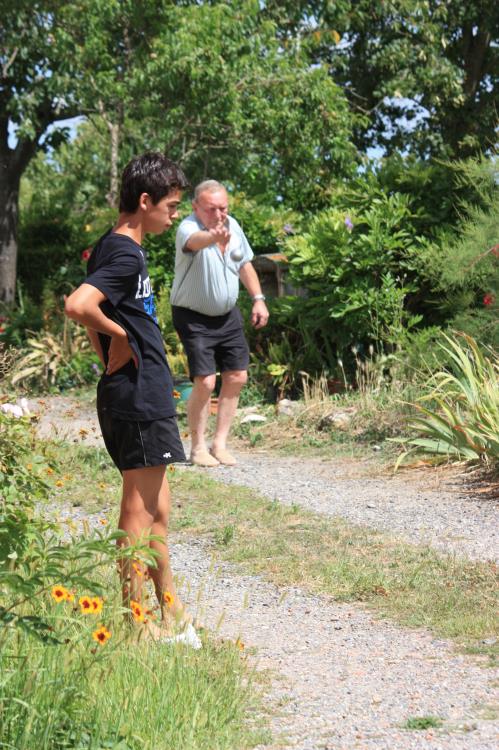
397, 333, 498, 467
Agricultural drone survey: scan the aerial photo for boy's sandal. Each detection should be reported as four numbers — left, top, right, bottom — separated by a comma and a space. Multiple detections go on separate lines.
158, 622, 202, 650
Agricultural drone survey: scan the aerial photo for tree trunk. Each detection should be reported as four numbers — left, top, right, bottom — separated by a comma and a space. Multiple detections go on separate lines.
107, 121, 120, 208
0, 159, 20, 305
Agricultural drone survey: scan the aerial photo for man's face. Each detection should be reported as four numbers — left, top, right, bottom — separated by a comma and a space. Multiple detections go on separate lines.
144, 189, 183, 234
193, 189, 228, 229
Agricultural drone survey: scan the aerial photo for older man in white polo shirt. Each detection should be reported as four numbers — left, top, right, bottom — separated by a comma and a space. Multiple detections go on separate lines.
170, 180, 269, 467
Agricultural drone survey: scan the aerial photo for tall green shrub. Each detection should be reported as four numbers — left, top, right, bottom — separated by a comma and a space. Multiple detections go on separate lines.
282, 189, 423, 369
395, 334, 499, 467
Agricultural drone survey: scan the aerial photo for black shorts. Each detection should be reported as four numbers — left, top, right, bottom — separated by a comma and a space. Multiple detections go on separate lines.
172, 305, 250, 378
98, 409, 186, 472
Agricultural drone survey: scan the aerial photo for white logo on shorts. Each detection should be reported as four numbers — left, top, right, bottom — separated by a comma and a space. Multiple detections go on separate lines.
163, 452, 172, 458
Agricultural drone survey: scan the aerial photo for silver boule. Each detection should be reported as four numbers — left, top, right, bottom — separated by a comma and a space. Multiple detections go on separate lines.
230, 248, 244, 262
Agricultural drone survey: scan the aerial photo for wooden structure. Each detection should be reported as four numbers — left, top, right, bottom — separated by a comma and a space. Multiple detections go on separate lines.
251, 253, 303, 298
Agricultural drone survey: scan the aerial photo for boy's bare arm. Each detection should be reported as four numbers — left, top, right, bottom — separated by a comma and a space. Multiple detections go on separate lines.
86, 327, 105, 367
65, 283, 137, 374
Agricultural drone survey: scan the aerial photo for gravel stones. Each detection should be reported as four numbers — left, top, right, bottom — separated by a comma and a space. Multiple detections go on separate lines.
35, 396, 499, 749
210, 453, 498, 564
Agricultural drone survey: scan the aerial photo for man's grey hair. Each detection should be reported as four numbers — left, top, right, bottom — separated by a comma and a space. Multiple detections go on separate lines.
194, 180, 226, 200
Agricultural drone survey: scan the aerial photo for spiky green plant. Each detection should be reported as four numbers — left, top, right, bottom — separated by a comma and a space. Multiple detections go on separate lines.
396, 333, 498, 467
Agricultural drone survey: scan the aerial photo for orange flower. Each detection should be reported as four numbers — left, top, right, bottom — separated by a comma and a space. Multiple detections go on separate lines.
79, 596, 93, 615
65, 590, 75, 603
92, 625, 112, 646
51, 585, 69, 603
163, 591, 175, 607
235, 638, 245, 651
91, 597, 103, 614
167, 465, 175, 474
132, 562, 144, 577
173, 389, 181, 399
99, 518, 108, 526
55, 480, 64, 487
130, 600, 145, 622
46, 467, 54, 475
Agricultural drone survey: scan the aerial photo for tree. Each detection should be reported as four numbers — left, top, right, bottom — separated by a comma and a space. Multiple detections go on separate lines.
139, 1, 357, 208
0, 0, 172, 304
4, 0, 357, 304
0, 1, 79, 303
262, 0, 499, 158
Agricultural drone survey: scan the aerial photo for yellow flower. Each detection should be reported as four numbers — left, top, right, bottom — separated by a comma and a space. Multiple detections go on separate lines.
46, 467, 54, 475
26, 463, 33, 471
99, 518, 108, 526
132, 562, 144, 577
235, 638, 245, 651
167, 464, 175, 474
163, 591, 175, 607
92, 625, 111, 645
99, 482, 106, 489
51, 585, 69, 603
79, 596, 93, 615
65, 590, 75, 602
130, 600, 145, 622
173, 389, 181, 399
55, 480, 64, 487
91, 597, 103, 614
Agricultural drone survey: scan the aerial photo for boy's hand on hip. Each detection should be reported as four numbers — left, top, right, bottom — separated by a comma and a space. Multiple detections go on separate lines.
251, 300, 269, 329
107, 330, 138, 374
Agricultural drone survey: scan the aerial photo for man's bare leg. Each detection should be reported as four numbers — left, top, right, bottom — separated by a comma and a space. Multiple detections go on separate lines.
187, 374, 219, 466
118, 465, 186, 636
210, 369, 247, 465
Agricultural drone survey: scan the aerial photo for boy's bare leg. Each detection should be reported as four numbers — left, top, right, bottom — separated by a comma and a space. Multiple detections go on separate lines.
147, 471, 192, 626
118, 465, 187, 636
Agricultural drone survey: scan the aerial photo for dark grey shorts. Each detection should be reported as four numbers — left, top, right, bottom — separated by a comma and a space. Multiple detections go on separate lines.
172, 305, 250, 378
97, 410, 186, 472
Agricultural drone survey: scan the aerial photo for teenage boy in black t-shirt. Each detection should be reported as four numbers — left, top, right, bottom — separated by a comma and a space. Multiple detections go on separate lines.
65, 152, 193, 642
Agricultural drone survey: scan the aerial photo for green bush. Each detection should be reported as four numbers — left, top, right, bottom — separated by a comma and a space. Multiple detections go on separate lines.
395, 333, 499, 467
282, 190, 423, 369
0, 413, 261, 750
10, 324, 101, 392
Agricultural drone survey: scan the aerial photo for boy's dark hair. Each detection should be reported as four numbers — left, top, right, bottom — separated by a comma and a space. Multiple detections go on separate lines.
119, 152, 189, 213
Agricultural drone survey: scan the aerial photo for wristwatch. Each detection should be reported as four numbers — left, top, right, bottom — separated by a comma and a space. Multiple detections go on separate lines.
252, 294, 266, 301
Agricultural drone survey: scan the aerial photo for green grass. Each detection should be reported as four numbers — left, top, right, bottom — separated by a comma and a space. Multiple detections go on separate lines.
404, 716, 443, 730
1, 609, 265, 750
168, 472, 498, 659
44, 442, 498, 660
2, 438, 268, 750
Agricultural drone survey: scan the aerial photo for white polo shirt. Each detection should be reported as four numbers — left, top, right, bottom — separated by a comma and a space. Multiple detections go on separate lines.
170, 213, 253, 316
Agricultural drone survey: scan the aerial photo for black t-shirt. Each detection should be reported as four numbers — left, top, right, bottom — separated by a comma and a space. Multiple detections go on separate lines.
85, 230, 176, 421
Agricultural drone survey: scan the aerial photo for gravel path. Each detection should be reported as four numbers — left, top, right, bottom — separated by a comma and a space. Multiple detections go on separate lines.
206, 452, 499, 564
33, 396, 499, 749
